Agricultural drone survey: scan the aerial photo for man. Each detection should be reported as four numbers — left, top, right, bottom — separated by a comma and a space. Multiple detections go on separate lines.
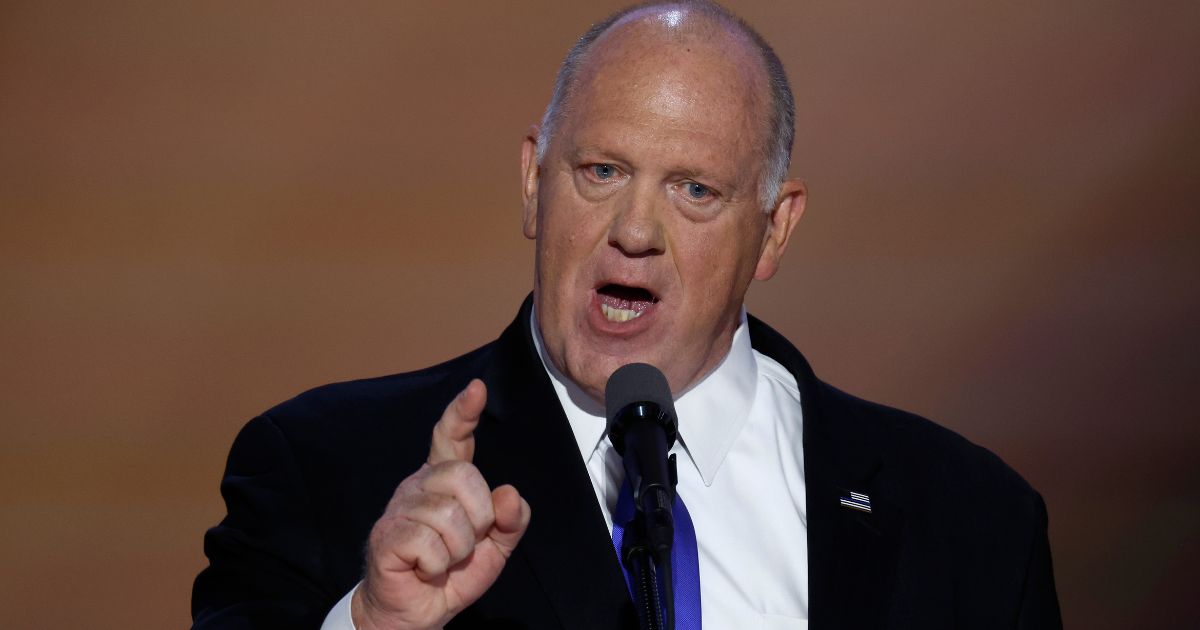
193, 2, 1061, 629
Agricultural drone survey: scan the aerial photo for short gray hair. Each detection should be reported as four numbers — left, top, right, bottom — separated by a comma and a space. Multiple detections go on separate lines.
535, 0, 795, 212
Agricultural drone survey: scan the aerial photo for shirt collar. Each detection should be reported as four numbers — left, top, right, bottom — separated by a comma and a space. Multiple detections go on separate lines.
531, 308, 758, 487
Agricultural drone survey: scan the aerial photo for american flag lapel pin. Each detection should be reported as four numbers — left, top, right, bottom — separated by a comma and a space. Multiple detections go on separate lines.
839, 491, 872, 513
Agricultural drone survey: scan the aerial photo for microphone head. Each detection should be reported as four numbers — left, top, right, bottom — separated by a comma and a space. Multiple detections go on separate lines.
605, 363, 678, 451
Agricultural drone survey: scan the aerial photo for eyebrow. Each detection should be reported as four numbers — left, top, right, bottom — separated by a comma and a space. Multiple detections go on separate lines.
568, 144, 632, 166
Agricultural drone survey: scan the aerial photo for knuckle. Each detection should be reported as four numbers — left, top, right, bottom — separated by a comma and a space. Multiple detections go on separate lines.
384, 518, 442, 556
430, 418, 452, 440
427, 459, 477, 488
408, 518, 441, 548
443, 497, 469, 522
420, 491, 458, 518
367, 514, 405, 553
442, 397, 464, 422
418, 527, 451, 562
445, 459, 482, 485
367, 525, 387, 552
403, 491, 470, 537
391, 477, 419, 502
390, 465, 429, 497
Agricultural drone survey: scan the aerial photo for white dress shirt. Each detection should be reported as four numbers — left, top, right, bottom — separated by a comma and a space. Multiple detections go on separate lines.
324, 309, 809, 629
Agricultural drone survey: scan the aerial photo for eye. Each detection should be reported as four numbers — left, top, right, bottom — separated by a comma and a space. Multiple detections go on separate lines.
683, 181, 712, 200
574, 162, 626, 200
591, 164, 616, 180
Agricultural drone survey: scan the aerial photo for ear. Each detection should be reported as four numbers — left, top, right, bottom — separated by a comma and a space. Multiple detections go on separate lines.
520, 126, 541, 240
754, 178, 808, 281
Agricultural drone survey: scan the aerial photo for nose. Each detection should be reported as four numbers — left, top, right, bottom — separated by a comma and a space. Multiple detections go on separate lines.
607, 183, 665, 257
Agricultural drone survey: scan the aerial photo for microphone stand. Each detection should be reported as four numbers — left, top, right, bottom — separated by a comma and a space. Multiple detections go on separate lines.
621, 511, 668, 630
605, 364, 681, 630
620, 453, 678, 630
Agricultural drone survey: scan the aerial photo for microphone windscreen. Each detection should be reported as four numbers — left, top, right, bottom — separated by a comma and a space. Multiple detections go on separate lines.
604, 363, 676, 427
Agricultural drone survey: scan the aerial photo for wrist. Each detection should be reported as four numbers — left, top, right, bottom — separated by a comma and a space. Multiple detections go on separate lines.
351, 586, 387, 630
351, 584, 444, 630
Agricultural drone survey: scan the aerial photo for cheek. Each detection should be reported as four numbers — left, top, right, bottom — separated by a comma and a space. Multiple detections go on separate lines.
536, 206, 608, 303
540, 217, 587, 271
543, 204, 614, 266
678, 227, 733, 277
672, 220, 761, 305
725, 216, 770, 275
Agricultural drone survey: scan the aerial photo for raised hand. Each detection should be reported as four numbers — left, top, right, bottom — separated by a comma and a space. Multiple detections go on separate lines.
353, 379, 531, 630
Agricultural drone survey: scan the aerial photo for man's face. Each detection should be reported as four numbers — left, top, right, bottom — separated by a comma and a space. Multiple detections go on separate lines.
522, 20, 801, 400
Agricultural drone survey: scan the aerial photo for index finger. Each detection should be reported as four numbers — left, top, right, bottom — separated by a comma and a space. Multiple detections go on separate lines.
428, 378, 486, 464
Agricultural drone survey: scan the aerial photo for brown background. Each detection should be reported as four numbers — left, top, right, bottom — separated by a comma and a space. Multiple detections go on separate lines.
2, 1, 1198, 627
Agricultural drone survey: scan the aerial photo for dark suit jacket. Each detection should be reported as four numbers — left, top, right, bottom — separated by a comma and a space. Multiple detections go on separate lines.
193, 297, 1061, 629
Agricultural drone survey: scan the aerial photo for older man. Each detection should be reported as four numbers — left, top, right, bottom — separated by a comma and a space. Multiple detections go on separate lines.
193, 2, 1060, 629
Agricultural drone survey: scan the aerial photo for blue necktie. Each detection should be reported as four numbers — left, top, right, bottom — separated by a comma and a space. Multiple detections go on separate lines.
611, 476, 702, 630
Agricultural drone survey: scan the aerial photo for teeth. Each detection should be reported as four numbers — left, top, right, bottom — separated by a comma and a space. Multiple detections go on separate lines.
601, 302, 644, 323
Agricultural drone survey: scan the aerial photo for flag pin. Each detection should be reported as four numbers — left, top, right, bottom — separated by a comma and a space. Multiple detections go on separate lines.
839, 491, 872, 513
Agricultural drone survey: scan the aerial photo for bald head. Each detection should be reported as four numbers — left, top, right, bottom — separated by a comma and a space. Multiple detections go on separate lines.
536, 1, 794, 211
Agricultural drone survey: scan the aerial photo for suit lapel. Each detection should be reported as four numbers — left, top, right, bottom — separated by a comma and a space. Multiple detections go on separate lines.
473, 299, 637, 629
467, 304, 901, 627
749, 316, 904, 629
803, 422, 903, 629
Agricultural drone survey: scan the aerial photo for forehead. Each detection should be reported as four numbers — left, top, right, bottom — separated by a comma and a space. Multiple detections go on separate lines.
560, 15, 769, 173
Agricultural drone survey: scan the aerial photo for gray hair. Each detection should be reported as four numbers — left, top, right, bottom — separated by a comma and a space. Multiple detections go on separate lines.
535, 0, 795, 212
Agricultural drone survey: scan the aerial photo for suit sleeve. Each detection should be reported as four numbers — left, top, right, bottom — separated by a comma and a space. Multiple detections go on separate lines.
192, 415, 342, 629
1017, 493, 1063, 629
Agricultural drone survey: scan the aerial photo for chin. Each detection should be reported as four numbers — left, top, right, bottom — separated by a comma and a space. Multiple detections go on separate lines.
584, 349, 675, 397
571, 357, 624, 401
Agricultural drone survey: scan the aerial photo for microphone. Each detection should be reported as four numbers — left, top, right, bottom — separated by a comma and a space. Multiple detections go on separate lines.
605, 363, 679, 561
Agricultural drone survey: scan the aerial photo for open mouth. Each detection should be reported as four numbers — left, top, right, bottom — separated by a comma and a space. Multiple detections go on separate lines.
596, 284, 658, 323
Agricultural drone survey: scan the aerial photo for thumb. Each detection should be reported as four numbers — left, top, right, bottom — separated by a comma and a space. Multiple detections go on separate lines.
487, 484, 531, 555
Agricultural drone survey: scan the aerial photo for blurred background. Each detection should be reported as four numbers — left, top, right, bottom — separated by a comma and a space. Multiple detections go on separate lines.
2, 1, 1197, 627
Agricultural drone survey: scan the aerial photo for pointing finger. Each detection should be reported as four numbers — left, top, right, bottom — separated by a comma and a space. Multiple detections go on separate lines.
428, 379, 486, 465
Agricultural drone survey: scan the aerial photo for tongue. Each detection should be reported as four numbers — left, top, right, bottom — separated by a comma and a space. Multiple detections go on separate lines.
598, 285, 655, 312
